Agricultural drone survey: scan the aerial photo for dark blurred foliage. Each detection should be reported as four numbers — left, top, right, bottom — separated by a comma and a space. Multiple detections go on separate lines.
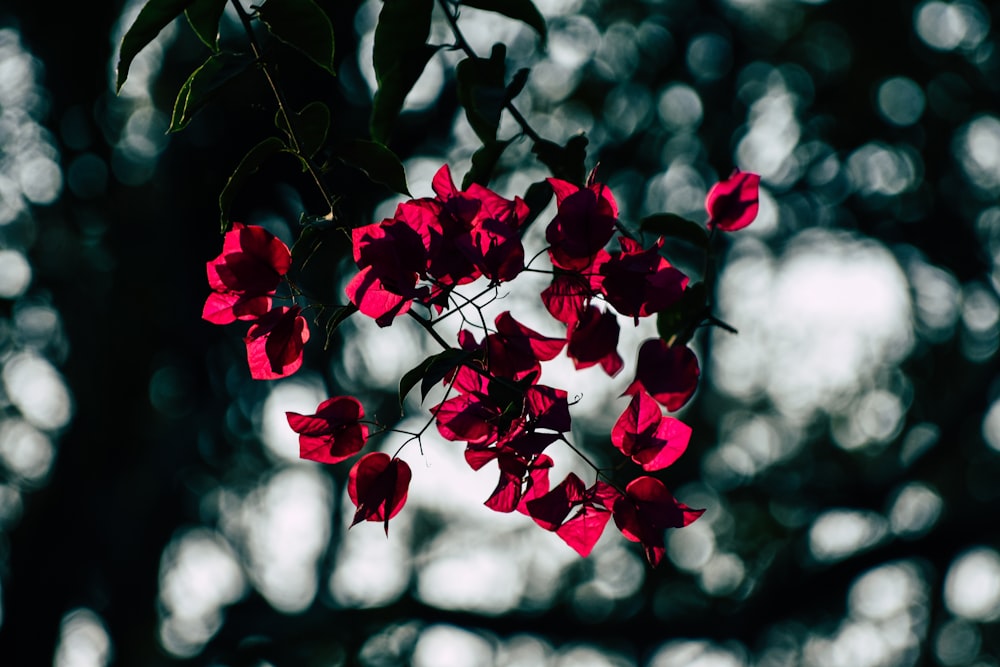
0, 0, 998, 665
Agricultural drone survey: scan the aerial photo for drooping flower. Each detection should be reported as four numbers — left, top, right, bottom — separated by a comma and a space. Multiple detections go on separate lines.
244, 305, 310, 380
288, 396, 368, 464
525, 473, 620, 557
348, 453, 412, 535
612, 476, 704, 566
706, 170, 760, 232
567, 306, 624, 376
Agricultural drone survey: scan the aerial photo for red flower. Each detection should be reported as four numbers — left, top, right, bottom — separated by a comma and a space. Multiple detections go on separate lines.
611, 391, 691, 471
612, 476, 704, 566
623, 339, 700, 411
540, 270, 604, 328
706, 170, 760, 232
545, 178, 618, 271
288, 396, 369, 464
599, 237, 688, 322
203, 223, 292, 324
348, 453, 412, 535
567, 306, 624, 377
525, 473, 620, 557
244, 305, 310, 380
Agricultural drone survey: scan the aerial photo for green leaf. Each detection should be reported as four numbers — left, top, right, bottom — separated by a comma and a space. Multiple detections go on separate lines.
170, 51, 253, 132
184, 0, 228, 51
456, 44, 507, 144
460, 0, 547, 44
532, 134, 588, 185
334, 140, 410, 196
218, 136, 287, 231
370, 0, 437, 144
639, 213, 710, 249
256, 0, 336, 75
462, 138, 513, 189
116, 0, 197, 92
275, 101, 331, 159
656, 282, 708, 346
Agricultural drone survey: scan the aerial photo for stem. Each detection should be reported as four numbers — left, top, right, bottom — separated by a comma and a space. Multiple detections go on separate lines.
407, 311, 452, 351
230, 0, 338, 219
437, 0, 542, 143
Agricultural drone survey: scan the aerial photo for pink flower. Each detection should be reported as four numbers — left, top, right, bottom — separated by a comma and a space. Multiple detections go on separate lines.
706, 170, 760, 232
288, 396, 369, 464
622, 339, 700, 411
348, 453, 412, 535
612, 476, 704, 566
611, 391, 691, 471
545, 178, 618, 271
203, 223, 292, 324
244, 305, 309, 380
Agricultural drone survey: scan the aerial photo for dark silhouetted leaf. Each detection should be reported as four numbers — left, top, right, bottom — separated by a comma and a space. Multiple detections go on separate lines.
322, 304, 358, 348
521, 180, 553, 229
639, 213, 710, 249
116, 0, 197, 91
218, 136, 287, 231
656, 282, 707, 346
275, 101, 331, 158
170, 51, 253, 132
532, 134, 588, 185
456, 44, 507, 144
184, 0, 228, 51
462, 138, 513, 188
370, 0, 437, 143
420, 349, 476, 403
460, 0, 547, 44
334, 140, 410, 195
257, 0, 336, 75
506, 67, 530, 103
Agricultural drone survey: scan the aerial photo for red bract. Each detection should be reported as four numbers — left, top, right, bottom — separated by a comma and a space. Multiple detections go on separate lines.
244, 305, 310, 380
540, 271, 600, 328
706, 170, 760, 232
345, 209, 432, 327
567, 306, 624, 377
612, 476, 704, 566
288, 396, 369, 464
599, 237, 688, 322
348, 453, 412, 535
525, 473, 619, 557
203, 223, 292, 324
545, 178, 618, 271
431, 165, 529, 284
611, 391, 691, 471
623, 339, 700, 411
465, 447, 552, 512
487, 312, 565, 381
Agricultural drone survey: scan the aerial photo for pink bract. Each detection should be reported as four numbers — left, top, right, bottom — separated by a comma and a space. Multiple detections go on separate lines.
706, 170, 760, 232
348, 453, 412, 535
244, 305, 310, 380
288, 396, 369, 464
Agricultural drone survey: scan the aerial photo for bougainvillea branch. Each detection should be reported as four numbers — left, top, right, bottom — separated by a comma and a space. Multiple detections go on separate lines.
117, 0, 762, 567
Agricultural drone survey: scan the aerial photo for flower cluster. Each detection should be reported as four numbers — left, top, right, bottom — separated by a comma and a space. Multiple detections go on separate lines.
202, 223, 309, 379
346, 165, 530, 326
206, 168, 760, 566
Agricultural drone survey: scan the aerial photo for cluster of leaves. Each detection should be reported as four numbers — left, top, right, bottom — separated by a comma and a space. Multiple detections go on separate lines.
118, 0, 760, 566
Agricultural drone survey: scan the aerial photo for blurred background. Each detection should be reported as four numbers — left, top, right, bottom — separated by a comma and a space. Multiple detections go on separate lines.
0, 0, 998, 664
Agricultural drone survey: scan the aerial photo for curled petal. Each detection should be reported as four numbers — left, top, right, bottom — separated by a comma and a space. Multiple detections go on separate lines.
245, 305, 309, 380
706, 170, 760, 232
288, 396, 368, 464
